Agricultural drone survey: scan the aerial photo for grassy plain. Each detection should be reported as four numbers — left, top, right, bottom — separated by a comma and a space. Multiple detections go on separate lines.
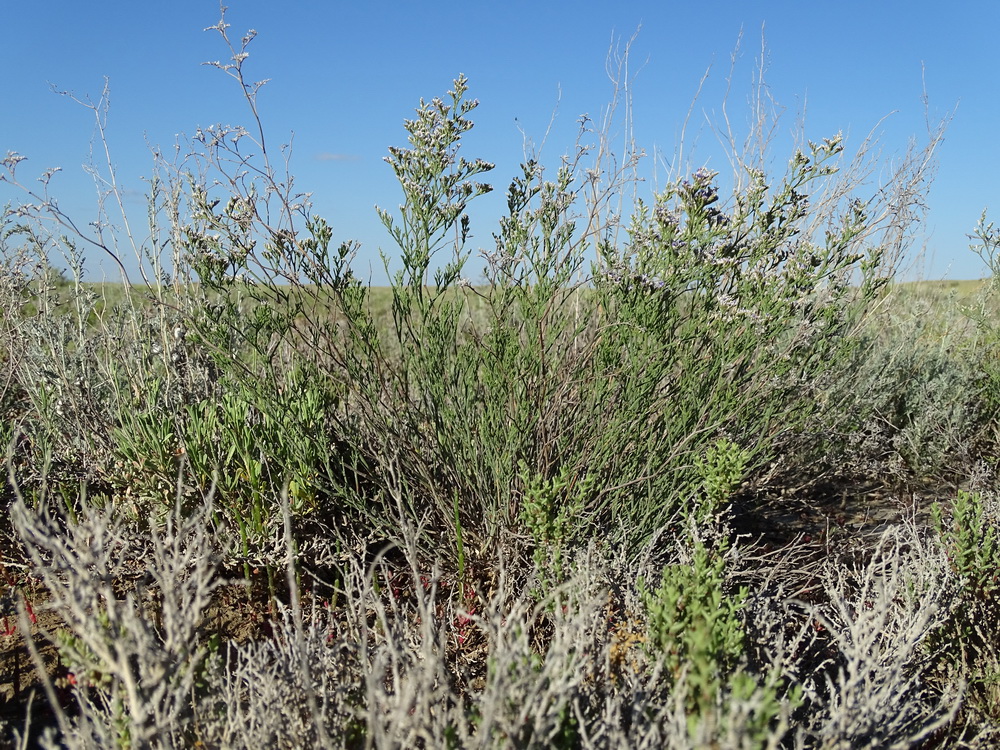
3, 264, 1000, 746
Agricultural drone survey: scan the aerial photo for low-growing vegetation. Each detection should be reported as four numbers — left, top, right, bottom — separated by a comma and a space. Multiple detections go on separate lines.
3, 9, 1000, 748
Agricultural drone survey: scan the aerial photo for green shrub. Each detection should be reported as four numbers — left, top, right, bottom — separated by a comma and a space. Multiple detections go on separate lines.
930, 490, 1000, 724
280, 111, 901, 565
106, 11, 938, 582
932, 490, 1000, 605
112, 372, 337, 569
518, 460, 592, 596
638, 440, 750, 723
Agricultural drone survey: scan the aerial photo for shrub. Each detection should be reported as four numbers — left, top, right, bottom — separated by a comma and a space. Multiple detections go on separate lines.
167, 73, 935, 572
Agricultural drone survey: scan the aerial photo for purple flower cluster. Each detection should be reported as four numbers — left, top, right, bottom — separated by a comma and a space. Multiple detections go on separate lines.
603, 267, 669, 293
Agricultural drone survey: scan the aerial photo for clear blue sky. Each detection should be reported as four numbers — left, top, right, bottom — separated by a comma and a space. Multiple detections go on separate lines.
2, 1, 997, 283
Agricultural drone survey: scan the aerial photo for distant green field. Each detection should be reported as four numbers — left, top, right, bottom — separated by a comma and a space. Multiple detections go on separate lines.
37, 276, 989, 337
891, 277, 989, 298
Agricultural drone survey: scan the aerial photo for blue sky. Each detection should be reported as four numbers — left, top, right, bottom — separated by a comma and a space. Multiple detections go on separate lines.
2, 1, 998, 282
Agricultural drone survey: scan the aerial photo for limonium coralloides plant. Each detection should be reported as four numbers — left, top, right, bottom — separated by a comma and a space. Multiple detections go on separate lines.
273, 82, 904, 566
159, 10, 906, 575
